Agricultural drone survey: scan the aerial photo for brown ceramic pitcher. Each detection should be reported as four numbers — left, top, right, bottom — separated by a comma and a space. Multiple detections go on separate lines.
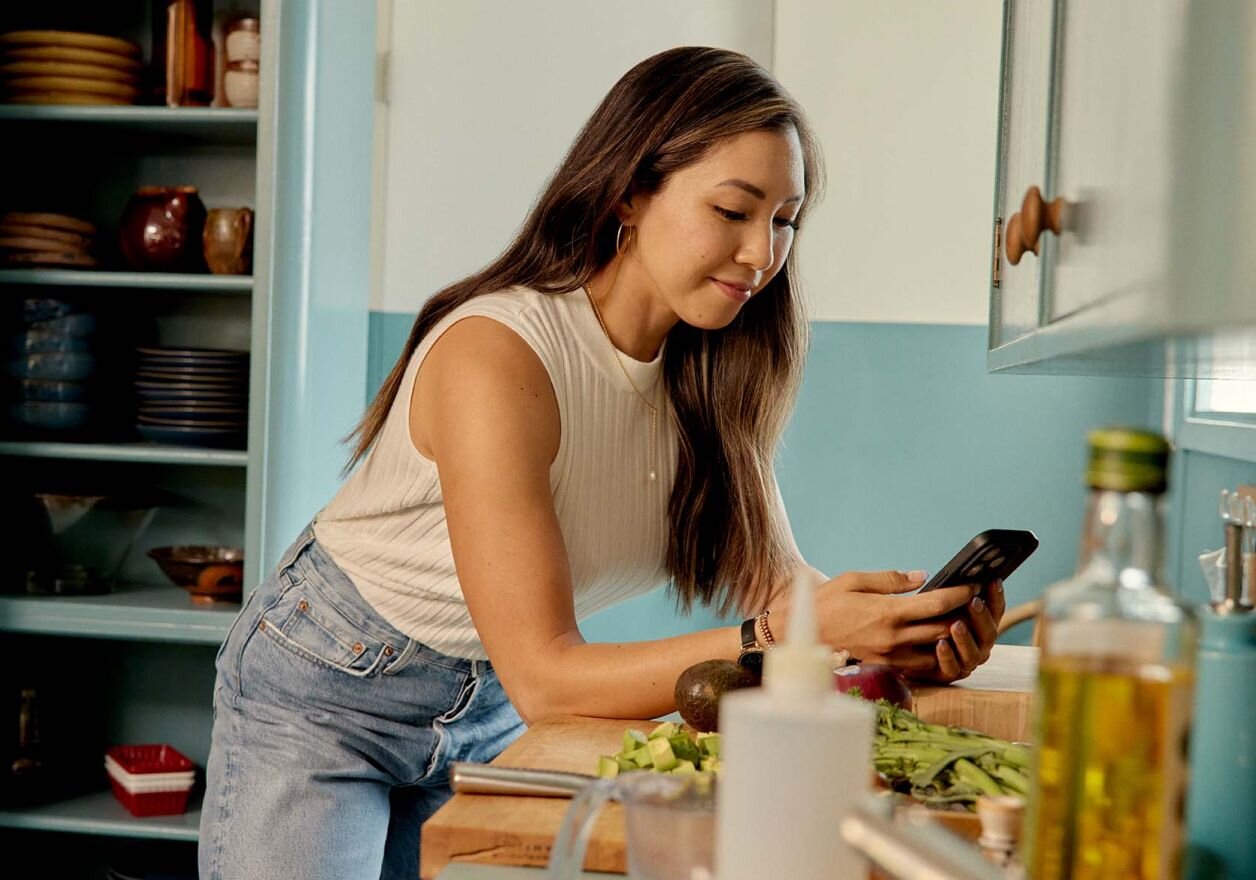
202, 207, 254, 275
118, 185, 207, 272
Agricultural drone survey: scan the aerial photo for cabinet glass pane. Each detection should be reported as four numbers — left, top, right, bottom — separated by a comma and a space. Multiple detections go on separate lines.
992, 0, 1055, 347
1045, 0, 1186, 322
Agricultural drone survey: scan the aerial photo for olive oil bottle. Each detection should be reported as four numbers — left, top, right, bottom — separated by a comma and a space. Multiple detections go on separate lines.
1026, 428, 1197, 880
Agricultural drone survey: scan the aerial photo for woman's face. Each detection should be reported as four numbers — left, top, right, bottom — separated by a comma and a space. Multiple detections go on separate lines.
620, 126, 806, 330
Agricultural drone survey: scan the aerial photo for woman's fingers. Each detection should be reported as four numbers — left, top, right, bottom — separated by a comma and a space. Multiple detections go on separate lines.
894, 583, 980, 623
949, 616, 983, 672
866, 645, 939, 673
987, 578, 1007, 623
966, 595, 998, 658
934, 638, 967, 682
891, 619, 955, 649
837, 569, 929, 595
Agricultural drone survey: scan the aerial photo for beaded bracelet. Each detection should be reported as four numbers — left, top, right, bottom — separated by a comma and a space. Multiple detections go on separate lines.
755, 610, 775, 650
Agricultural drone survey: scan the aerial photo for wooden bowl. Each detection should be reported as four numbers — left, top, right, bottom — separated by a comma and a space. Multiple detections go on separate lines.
148, 545, 244, 604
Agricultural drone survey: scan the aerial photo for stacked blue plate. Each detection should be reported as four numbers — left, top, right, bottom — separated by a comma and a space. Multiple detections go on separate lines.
133, 346, 248, 448
4, 297, 98, 437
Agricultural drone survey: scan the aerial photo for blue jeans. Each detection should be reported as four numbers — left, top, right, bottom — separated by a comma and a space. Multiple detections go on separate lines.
199, 526, 526, 880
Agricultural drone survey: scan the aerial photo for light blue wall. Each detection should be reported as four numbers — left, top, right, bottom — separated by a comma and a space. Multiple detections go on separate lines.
368, 314, 1159, 645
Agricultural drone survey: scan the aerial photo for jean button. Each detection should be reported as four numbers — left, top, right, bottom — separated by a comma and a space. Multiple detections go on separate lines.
384, 646, 394, 656
352, 642, 364, 654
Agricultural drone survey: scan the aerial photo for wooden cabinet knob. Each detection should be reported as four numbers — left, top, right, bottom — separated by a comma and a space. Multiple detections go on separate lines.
1005, 185, 1064, 265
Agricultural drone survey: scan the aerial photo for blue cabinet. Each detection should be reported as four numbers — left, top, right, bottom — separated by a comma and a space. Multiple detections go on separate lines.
989, 0, 1256, 379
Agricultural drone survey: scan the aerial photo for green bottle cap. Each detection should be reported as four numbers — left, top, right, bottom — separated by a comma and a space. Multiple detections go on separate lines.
1086, 427, 1170, 493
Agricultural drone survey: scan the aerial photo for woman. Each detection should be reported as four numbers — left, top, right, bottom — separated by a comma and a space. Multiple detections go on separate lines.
199, 46, 1003, 880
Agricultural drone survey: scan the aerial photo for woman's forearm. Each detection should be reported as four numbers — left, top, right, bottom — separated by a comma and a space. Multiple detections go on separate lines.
530, 624, 744, 722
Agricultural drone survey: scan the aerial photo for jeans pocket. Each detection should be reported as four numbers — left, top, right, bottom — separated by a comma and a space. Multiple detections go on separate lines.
257, 578, 391, 678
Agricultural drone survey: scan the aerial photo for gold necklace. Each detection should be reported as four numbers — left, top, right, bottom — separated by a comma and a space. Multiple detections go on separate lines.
582, 283, 660, 483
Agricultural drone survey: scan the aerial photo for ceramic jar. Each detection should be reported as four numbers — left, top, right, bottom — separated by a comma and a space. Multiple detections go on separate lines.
118, 186, 207, 272
202, 207, 254, 275
222, 60, 259, 108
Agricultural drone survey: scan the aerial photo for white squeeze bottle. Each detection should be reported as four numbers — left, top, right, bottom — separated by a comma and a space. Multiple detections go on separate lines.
715, 570, 875, 880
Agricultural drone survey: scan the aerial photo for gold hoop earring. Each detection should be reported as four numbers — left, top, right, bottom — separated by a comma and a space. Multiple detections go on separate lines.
616, 223, 634, 256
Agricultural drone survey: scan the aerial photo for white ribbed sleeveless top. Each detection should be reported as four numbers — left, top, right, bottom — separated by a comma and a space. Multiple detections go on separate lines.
313, 286, 679, 660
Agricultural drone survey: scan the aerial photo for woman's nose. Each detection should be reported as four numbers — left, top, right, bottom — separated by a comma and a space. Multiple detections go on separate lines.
736, 222, 775, 272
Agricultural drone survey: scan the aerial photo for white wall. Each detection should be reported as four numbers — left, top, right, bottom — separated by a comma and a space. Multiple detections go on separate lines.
374, 0, 772, 313
373, 0, 1002, 326
775, 0, 1002, 324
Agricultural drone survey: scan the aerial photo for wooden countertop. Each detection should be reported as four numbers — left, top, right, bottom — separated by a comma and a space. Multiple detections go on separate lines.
420, 644, 1038, 879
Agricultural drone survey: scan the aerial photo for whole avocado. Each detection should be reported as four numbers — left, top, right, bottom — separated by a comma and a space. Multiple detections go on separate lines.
673, 658, 761, 733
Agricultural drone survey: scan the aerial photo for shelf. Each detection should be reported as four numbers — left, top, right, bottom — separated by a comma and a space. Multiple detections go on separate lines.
0, 789, 200, 841
0, 581, 239, 644
0, 104, 257, 146
0, 269, 252, 292
0, 441, 247, 467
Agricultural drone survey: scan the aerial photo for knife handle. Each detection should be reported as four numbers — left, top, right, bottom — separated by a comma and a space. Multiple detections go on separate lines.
448, 762, 596, 798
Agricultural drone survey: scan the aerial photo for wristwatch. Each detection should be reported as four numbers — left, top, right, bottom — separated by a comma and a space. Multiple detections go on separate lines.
737, 616, 765, 675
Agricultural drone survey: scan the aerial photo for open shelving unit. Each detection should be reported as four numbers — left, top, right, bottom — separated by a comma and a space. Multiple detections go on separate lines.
0, 0, 272, 858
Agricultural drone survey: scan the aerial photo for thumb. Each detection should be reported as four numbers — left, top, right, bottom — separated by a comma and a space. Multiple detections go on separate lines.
846, 569, 928, 594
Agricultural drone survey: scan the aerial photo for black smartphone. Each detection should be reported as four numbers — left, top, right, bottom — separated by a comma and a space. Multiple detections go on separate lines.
917, 529, 1039, 593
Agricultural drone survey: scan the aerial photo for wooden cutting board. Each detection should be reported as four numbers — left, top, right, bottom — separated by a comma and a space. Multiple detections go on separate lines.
420, 644, 1038, 879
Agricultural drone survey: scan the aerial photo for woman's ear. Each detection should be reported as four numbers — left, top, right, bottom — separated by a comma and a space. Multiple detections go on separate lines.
616, 189, 648, 228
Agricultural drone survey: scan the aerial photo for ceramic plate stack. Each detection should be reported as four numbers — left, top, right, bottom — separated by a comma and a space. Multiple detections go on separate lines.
134, 346, 248, 448
0, 30, 143, 106
0, 211, 99, 269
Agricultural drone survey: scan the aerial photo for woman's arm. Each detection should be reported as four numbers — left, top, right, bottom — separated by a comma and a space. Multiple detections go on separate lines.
414, 316, 744, 723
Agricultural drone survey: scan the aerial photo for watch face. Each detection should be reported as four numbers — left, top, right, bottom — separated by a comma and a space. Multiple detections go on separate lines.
737, 649, 764, 676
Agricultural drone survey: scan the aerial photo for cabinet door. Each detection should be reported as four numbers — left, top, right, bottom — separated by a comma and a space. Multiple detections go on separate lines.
1044, 0, 1186, 322
991, 0, 1056, 348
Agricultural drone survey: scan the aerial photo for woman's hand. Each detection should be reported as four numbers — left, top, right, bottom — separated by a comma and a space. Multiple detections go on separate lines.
910, 578, 1007, 684
768, 569, 984, 676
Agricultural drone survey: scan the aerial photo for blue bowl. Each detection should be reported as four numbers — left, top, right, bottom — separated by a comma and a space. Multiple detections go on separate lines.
12, 378, 89, 402
7, 352, 95, 381
8, 401, 90, 431
28, 313, 97, 336
9, 331, 91, 355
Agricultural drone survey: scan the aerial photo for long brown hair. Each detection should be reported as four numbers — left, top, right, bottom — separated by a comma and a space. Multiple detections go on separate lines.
347, 46, 824, 617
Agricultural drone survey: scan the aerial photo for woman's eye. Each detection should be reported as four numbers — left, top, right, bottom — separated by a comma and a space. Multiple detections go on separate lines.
714, 206, 747, 222
774, 217, 800, 231
715, 206, 800, 231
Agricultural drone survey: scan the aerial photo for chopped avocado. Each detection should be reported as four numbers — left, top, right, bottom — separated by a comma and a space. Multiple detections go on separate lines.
671, 761, 697, 775
628, 746, 654, 768
648, 722, 679, 740
646, 737, 679, 771
622, 728, 648, 753
700, 756, 722, 773
696, 732, 722, 758
596, 756, 620, 778
615, 756, 637, 773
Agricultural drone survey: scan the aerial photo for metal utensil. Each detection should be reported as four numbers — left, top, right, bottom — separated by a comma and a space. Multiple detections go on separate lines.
1218, 489, 1255, 612
449, 762, 597, 798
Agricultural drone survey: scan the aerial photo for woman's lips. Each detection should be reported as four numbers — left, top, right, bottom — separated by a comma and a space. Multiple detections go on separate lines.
711, 278, 751, 303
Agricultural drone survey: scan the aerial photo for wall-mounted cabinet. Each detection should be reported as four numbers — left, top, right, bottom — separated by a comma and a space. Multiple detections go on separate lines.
989, 0, 1256, 378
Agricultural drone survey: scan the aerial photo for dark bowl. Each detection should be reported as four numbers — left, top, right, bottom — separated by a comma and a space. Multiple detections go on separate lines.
147, 546, 244, 604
